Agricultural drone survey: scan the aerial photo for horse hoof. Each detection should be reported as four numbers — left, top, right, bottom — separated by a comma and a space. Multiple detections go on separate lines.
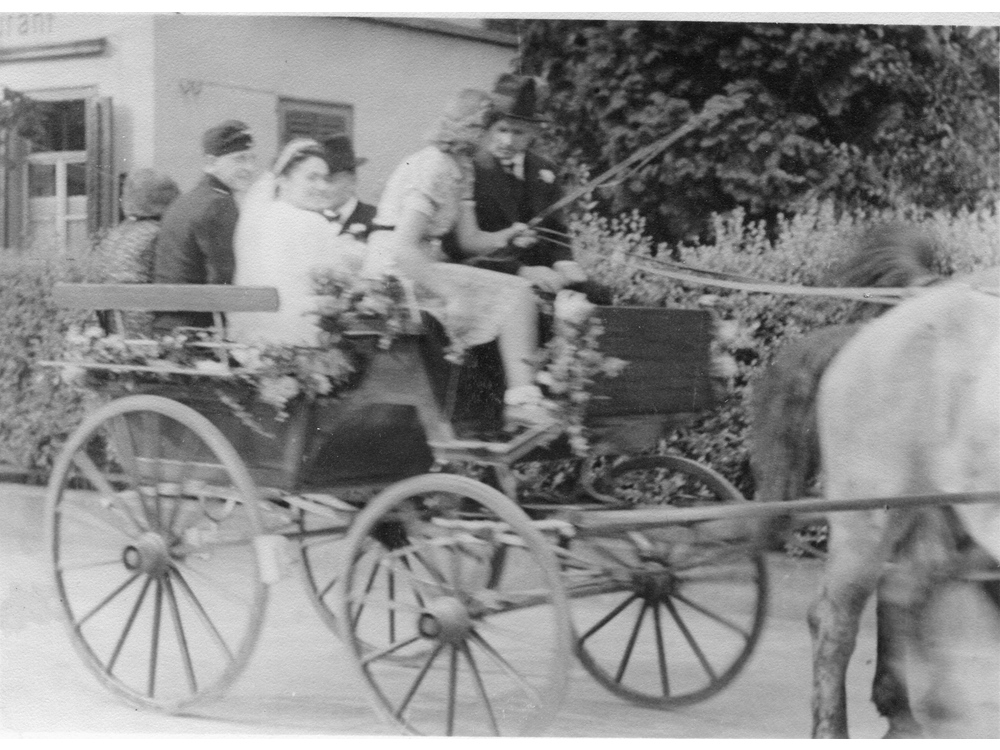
883, 718, 923, 739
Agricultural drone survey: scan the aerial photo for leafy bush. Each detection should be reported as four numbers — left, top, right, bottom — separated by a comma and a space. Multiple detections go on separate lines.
521, 21, 999, 244
573, 199, 999, 498
0, 255, 92, 479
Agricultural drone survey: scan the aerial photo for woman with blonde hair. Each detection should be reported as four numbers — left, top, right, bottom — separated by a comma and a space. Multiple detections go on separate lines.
367, 89, 548, 427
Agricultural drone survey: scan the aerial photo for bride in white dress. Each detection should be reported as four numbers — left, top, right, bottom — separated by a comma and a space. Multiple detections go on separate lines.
228, 139, 365, 346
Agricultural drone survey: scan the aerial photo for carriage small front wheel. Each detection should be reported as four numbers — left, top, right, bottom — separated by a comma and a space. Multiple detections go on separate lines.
46, 395, 269, 712
336, 473, 573, 736
566, 454, 769, 708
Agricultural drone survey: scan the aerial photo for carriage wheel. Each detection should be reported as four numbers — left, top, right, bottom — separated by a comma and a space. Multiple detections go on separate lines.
565, 454, 768, 708
336, 473, 573, 736
46, 395, 269, 712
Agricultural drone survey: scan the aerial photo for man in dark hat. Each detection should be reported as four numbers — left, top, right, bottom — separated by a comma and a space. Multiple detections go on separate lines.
320, 134, 377, 241
152, 119, 258, 332
452, 74, 604, 300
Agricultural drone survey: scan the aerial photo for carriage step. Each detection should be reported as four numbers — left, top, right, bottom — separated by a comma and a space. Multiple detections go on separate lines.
428, 423, 561, 460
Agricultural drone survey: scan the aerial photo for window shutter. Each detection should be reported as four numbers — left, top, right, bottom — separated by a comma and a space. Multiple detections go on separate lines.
86, 96, 115, 237
0, 130, 28, 250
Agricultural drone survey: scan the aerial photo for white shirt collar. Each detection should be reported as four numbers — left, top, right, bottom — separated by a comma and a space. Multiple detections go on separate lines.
335, 197, 359, 223
502, 152, 526, 179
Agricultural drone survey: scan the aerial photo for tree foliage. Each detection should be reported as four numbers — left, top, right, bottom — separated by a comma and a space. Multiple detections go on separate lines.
519, 21, 1000, 243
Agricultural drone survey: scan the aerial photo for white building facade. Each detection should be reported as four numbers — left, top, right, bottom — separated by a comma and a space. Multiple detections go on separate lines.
0, 13, 516, 254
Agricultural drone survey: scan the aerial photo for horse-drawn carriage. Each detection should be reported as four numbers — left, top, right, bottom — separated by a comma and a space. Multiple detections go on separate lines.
44, 281, 765, 735
42, 273, 999, 736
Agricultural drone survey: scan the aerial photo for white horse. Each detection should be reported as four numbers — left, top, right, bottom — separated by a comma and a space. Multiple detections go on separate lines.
811, 267, 1000, 738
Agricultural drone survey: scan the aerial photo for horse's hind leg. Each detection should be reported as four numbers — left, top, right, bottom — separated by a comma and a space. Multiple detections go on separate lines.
873, 584, 923, 737
810, 514, 886, 738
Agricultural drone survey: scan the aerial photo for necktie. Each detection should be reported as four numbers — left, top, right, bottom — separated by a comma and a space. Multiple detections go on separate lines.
501, 160, 518, 178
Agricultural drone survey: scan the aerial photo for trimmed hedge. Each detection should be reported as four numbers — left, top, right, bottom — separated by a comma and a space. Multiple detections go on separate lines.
0, 255, 91, 480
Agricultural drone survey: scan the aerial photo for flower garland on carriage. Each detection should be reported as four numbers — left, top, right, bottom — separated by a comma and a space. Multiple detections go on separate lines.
59, 269, 628, 453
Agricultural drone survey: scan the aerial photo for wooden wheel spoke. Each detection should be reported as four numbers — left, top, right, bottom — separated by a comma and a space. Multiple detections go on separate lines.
670, 591, 751, 640
106, 576, 153, 675
468, 630, 541, 704
360, 634, 424, 666
76, 572, 142, 627
581, 541, 636, 570
446, 644, 459, 735
350, 557, 384, 629
579, 593, 639, 643
663, 596, 717, 681
172, 559, 252, 608
317, 573, 339, 601
393, 642, 444, 720
58, 557, 123, 572
673, 563, 758, 584
59, 501, 133, 540
668, 545, 757, 573
400, 554, 427, 609
652, 602, 670, 696
388, 567, 397, 644
107, 416, 141, 487
148, 578, 163, 698
163, 575, 198, 693
70, 453, 147, 535
461, 641, 500, 735
170, 567, 234, 661
615, 599, 648, 683
477, 586, 557, 615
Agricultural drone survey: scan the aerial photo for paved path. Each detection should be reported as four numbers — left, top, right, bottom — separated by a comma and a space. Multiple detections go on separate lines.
2, 482, 997, 738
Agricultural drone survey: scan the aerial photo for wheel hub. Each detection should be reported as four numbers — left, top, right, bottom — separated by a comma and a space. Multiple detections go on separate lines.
122, 532, 171, 576
418, 596, 473, 643
631, 568, 677, 600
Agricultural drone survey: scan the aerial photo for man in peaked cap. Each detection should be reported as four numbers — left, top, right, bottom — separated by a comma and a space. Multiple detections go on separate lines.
152, 119, 258, 332
320, 135, 378, 241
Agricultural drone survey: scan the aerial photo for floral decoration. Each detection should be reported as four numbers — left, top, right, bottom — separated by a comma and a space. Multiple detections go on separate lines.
60, 325, 357, 432
534, 290, 628, 455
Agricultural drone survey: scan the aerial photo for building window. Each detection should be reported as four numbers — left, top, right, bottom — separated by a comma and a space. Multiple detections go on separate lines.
26, 147, 88, 256
279, 98, 352, 145
1, 92, 115, 255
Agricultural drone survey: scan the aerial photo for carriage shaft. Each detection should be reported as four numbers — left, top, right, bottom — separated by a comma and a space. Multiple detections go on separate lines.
564, 490, 1000, 536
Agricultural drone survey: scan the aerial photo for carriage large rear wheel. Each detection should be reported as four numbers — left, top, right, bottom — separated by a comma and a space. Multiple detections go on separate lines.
336, 473, 573, 736
565, 454, 768, 708
46, 395, 269, 712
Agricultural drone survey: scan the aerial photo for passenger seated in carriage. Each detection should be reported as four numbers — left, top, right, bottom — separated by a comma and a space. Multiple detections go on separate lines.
227, 90, 553, 432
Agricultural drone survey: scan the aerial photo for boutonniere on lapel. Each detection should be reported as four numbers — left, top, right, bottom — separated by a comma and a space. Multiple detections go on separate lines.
538, 169, 556, 184
347, 223, 368, 237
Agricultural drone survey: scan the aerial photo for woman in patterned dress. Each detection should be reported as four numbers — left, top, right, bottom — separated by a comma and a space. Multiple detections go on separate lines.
367, 89, 549, 427
94, 168, 180, 334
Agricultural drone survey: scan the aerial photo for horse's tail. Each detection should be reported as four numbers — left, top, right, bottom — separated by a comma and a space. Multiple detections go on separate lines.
749, 325, 861, 549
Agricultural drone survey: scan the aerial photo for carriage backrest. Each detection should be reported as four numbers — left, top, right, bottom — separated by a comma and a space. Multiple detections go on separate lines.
588, 306, 714, 417
52, 283, 280, 313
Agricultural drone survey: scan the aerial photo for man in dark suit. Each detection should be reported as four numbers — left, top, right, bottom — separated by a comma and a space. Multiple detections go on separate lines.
450, 75, 608, 302
320, 135, 378, 241
152, 120, 258, 332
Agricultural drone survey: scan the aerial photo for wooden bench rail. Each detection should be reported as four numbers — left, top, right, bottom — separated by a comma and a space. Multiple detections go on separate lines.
53, 283, 281, 313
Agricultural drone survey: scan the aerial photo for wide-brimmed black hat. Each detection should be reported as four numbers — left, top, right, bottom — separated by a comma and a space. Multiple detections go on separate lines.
488, 74, 547, 125
321, 135, 367, 174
